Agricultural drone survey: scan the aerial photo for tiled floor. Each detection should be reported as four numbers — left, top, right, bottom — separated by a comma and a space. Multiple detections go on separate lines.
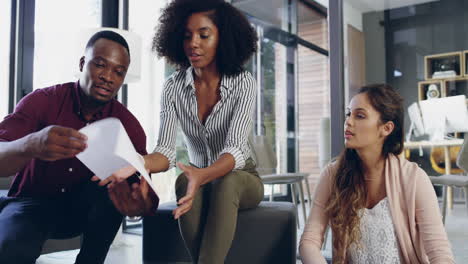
36, 232, 142, 264
37, 200, 468, 264
443, 203, 468, 263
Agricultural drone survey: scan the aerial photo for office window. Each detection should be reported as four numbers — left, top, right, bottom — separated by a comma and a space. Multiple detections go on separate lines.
34, 0, 102, 89
298, 0, 328, 50
128, 0, 171, 202
258, 36, 290, 196
259, 37, 289, 173
233, 0, 332, 199
233, 0, 290, 31
0, 0, 11, 119
297, 46, 330, 178
234, 1, 291, 176
297, 4, 330, 181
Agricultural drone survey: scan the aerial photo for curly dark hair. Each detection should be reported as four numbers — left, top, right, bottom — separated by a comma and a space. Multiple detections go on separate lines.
152, 0, 258, 76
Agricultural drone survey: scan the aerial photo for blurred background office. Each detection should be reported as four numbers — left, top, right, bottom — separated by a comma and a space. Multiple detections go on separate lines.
1, 0, 467, 263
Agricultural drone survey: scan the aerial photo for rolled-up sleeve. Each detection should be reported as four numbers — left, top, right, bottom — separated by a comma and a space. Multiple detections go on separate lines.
153, 77, 178, 169
218, 73, 256, 170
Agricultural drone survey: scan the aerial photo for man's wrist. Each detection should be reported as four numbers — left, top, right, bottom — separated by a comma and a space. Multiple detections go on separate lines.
19, 134, 36, 159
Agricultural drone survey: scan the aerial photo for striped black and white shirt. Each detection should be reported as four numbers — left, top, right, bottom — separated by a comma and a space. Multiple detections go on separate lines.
153, 67, 256, 170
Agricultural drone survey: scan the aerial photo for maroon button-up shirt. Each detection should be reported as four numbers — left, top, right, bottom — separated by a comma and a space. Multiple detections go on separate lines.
0, 82, 147, 198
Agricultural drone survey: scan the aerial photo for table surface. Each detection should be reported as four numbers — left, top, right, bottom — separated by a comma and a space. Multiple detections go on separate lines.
403, 139, 464, 149
403, 138, 464, 210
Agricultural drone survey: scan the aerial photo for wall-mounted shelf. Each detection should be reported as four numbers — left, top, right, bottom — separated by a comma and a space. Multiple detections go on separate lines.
418, 80, 444, 101
444, 77, 468, 103
464, 50, 468, 77
424, 52, 463, 80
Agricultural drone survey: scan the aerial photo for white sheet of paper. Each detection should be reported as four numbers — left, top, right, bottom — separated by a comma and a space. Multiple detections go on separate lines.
76, 117, 159, 195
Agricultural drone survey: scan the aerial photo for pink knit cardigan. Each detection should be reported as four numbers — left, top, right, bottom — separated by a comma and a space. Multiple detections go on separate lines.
299, 154, 455, 264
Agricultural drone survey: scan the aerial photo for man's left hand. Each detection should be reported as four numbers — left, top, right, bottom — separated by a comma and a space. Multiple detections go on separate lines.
104, 177, 158, 217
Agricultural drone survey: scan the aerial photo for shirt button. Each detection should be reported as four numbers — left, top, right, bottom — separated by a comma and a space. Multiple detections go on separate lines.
61, 188, 66, 193
68, 168, 73, 172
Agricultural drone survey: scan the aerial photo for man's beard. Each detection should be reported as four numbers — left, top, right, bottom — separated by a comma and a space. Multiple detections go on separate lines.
89, 95, 110, 107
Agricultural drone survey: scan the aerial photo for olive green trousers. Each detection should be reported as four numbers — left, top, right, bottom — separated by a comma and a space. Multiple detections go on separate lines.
175, 159, 264, 264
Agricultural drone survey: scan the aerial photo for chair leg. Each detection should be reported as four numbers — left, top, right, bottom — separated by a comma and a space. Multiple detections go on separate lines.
442, 185, 448, 225
464, 186, 468, 214
269, 184, 274, 202
290, 184, 300, 228
297, 181, 307, 225
304, 177, 312, 209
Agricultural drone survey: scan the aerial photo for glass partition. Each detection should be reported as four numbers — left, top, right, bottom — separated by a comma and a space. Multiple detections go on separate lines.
0, 0, 11, 119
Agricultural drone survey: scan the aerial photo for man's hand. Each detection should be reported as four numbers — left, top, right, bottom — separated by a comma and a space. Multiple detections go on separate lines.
172, 162, 203, 220
106, 177, 157, 217
26, 125, 87, 161
91, 165, 158, 216
92, 165, 137, 187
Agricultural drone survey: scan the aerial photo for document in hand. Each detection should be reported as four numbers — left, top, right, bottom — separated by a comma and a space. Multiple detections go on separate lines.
76, 117, 159, 195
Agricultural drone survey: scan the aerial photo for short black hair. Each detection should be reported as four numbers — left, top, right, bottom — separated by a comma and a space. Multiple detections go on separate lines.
152, 0, 258, 77
85, 30, 131, 59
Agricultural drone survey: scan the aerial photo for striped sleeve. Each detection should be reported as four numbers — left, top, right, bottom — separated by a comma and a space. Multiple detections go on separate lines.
218, 73, 256, 169
153, 76, 178, 169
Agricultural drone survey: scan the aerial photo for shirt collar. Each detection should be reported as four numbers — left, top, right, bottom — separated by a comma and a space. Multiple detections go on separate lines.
184, 66, 233, 91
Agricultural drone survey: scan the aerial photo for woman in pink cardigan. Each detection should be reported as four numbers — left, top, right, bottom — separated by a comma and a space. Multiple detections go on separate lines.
299, 84, 454, 264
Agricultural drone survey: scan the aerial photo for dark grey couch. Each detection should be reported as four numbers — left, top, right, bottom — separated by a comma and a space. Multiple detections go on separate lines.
143, 201, 297, 264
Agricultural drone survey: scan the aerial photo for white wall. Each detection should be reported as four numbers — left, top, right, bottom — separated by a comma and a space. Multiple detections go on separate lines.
318, 0, 365, 104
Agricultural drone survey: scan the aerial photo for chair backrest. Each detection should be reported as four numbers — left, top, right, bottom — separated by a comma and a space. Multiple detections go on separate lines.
319, 117, 331, 170
430, 146, 463, 174
250, 135, 277, 176
456, 134, 468, 172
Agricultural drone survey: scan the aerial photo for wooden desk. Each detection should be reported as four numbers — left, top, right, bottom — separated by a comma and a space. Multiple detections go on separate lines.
404, 139, 464, 209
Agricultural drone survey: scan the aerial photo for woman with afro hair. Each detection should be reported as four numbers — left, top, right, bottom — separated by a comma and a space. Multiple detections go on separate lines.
150, 0, 260, 263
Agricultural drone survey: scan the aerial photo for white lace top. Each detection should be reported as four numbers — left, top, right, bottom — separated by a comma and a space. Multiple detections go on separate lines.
348, 197, 401, 264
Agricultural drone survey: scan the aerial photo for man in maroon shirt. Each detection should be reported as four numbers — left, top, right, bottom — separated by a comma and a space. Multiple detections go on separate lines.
0, 30, 157, 264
